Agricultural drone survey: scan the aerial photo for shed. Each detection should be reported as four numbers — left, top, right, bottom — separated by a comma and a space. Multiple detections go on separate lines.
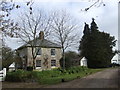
80, 57, 87, 67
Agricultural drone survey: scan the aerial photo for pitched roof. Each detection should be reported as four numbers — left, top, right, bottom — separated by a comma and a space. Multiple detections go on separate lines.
17, 38, 61, 50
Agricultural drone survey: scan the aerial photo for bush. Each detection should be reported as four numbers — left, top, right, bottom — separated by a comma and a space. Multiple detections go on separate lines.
109, 63, 120, 67
6, 66, 97, 85
66, 66, 88, 74
27, 66, 33, 71
6, 70, 31, 82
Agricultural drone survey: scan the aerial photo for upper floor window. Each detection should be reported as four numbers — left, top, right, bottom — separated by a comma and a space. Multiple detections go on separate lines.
37, 48, 41, 55
51, 49, 55, 55
36, 60, 41, 67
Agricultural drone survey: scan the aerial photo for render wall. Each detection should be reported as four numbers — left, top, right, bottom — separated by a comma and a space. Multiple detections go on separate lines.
27, 47, 62, 70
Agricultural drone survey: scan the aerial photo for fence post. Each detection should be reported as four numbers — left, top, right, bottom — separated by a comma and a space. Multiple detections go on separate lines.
3, 68, 6, 81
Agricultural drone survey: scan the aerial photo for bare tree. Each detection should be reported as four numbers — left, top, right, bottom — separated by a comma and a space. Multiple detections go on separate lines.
17, 10, 52, 69
0, 0, 35, 70
0, 0, 34, 38
81, 0, 106, 11
50, 10, 79, 69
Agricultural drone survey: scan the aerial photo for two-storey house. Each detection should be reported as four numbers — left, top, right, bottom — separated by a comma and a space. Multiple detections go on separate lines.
16, 31, 62, 70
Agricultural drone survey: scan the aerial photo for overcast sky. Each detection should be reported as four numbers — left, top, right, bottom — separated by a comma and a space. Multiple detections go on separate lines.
5, 0, 118, 53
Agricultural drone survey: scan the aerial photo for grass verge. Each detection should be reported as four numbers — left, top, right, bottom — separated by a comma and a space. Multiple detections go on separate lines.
5, 66, 105, 85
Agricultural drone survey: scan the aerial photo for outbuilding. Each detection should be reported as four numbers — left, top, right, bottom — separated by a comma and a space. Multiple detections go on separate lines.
80, 57, 87, 67
9, 62, 15, 72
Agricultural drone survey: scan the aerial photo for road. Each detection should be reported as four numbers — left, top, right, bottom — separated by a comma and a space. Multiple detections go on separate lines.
2, 68, 120, 88
44, 68, 120, 88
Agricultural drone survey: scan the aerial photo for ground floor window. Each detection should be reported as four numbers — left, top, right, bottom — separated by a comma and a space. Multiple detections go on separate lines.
51, 60, 56, 66
36, 60, 41, 67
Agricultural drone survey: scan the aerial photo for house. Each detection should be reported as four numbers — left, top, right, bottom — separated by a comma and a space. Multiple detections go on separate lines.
9, 62, 15, 72
111, 54, 120, 64
16, 31, 62, 70
80, 57, 87, 67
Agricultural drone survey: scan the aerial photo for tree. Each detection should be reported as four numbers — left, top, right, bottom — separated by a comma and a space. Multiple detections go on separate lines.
82, 0, 106, 11
1, 1, 21, 38
0, 0, 33, 70
60, 51, 79, 68
16, 10, 52, 69
79, 19, 116, 68
2, 45, 23, 70
0, 0, 34, 37
2, 46, 15, 69
50, 10, 79, 69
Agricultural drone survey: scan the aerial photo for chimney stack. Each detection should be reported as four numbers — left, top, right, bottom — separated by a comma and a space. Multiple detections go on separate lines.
39, 31, 44, 40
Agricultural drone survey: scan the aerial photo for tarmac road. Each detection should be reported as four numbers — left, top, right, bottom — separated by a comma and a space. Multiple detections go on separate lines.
44, 68, 120, 88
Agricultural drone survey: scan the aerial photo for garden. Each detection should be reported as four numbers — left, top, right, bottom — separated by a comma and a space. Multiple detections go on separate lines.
5, 66, 103, 85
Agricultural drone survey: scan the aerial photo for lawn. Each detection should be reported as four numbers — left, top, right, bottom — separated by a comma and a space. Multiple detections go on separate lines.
38, 68, 103, 85
5, 66, 104, 85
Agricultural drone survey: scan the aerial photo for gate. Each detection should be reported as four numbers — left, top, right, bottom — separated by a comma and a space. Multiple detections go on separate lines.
0, 68, 6, 81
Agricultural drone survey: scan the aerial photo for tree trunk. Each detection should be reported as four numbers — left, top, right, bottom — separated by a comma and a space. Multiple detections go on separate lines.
62, 48, 65, 70
31, 47, 36, 70
33, 58, 36, 70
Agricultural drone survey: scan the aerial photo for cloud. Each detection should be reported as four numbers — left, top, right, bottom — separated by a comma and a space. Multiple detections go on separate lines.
4, 0, 118, 52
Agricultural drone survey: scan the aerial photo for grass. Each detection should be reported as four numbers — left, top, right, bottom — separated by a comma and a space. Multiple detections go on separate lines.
6, 66, 104, 85
37, 68, 103, 85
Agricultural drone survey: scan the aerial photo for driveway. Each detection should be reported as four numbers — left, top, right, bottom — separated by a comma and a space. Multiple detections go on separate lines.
44, 68, 120, 88
2, 68, 120, 88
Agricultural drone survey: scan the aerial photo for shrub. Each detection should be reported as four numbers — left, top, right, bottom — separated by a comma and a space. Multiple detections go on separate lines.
6, 66, 95, 84
66, 66, 88, 74
6, 70, 30, 82
27, 66, 33, 71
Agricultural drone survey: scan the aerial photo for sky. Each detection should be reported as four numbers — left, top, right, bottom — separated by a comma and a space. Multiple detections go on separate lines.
5, 0, 118, 53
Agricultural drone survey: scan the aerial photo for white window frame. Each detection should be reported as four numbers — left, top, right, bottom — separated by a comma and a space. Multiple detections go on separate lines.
51, 49, 55, 56
36, 60, 41, 69
51, 60, 56, 67
37, 48, 42, 55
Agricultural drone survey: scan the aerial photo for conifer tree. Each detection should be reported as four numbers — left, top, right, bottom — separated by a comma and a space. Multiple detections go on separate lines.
79, 19, 116, 68
79, 23, 90, 57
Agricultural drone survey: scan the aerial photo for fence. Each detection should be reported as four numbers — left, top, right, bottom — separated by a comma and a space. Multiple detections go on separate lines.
0, 68, 6, 81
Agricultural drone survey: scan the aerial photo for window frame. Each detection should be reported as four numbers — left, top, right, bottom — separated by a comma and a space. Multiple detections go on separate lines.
51, 49, 55, 56
36, 60, 41, 67
37, 48, 42, 55
51, 60, 56, 67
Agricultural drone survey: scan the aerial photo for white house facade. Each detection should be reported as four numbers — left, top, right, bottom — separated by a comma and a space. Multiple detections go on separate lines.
80, 57, 87, 67
111, 54, 120, 64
